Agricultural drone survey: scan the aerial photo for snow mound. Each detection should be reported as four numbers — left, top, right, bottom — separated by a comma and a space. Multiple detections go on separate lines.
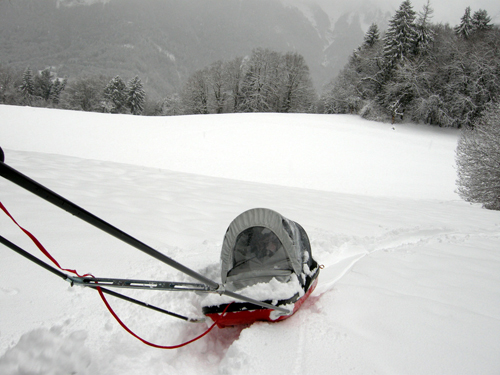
0, 327, 92, 375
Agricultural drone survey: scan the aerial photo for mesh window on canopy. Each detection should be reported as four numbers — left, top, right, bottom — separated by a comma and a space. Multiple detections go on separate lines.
228, 226, 292, 279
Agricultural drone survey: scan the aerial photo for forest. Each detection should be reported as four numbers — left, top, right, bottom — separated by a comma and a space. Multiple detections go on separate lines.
321, 1, 500, 129
0, 0, 498, 128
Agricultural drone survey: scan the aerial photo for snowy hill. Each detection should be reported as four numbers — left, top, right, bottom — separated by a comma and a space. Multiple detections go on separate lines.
0, 105, 499, 374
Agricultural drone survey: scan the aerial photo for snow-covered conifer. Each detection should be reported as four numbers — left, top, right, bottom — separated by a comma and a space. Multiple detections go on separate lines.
364, 23, 380, 48
104, 76, 127, 113
127, 76, 145, 115
472, 9, 493, 32
415, 0, 434, 55
383, 0, 419, 65
455, 7, 474, 38
49, 78, 67, 105
34, 69, 54, 102
19, 67, 35, 103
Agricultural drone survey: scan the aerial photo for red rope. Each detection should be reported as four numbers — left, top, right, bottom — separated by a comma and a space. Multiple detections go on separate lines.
0, 201, 92, 277
1, 200, 228, 349
97, 286, 231, 349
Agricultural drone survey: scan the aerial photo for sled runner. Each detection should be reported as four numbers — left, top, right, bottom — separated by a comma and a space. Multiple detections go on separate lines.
0, 146, 319, 345
202, 208, 320, 327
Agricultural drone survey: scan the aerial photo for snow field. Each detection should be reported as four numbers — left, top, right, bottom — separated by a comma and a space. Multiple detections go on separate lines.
0, 105, 499, 374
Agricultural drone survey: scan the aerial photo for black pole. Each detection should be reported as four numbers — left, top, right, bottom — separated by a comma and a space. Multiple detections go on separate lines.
0, 235, 194, 321
0, 234, 68, 281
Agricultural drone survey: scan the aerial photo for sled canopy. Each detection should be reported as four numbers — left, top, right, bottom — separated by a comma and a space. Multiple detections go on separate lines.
220, 208, 317, 290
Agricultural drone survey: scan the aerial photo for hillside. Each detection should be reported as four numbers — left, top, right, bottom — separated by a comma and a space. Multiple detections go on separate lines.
0, 0, 387, 98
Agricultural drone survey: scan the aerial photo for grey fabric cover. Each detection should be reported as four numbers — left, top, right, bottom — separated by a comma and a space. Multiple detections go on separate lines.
220, 208, 305, 286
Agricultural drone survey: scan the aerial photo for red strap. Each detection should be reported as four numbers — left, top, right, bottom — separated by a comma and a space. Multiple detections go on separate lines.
97, 286, 231, 349
0, 201, 91, 277
1, 200, 228, 349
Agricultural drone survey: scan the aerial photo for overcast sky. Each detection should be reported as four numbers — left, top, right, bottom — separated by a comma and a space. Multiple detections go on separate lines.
285, 0, 500, 26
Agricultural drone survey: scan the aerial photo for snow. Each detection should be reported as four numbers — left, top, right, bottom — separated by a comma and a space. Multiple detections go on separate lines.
201, 274, 304, 309
0, 105, 499, 374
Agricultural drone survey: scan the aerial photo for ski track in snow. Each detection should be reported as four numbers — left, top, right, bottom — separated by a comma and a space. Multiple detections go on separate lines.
315, 224, 500, 296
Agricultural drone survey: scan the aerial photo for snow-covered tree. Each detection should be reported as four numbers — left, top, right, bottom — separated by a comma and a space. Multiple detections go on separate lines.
182, 69, 210, 114
208, 60, 226, 114
19, 67, 35, 104
224, 56, 245, 112
64, 76, 107, 112
239, 48, 282, 112
456, 102, 500, 210
34, 69, 54, 102
280, 52, 315, 113
0, 65, 20, 105
161, 93, 184, 116
383, 0, 419, 65
364, 23, 380, 48
48, 78, 67, 105
322, 63, 363, 115
472, 9, 493, 32
127, 76, 145, 115
415, 0, 434, 55
104, 76, 127, 113
455, 7, 474, 38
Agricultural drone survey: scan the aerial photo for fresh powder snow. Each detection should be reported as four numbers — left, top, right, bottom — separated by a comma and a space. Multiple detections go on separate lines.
0, 105, 499, 374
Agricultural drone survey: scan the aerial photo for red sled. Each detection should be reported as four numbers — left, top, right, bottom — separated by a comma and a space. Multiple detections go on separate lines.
202, 208, 320, 327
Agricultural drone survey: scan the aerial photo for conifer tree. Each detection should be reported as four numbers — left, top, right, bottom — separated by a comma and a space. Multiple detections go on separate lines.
455, 7, 473, 38
415, 0, 434, 55
34, 69, 54, 101
127, 76, 145, 115
383, 0, 419, 65
364, 23, 380, 48
472, 9, 493, 32
104, 76, 127, 113
49, 78, 67, 105
19, 67, 35, 104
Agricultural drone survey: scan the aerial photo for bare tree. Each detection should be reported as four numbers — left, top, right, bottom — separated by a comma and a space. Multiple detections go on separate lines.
456, 103, 500, 210
208, 60, 226, 114
224, 56, 245, 112
239, 48, 282, 112
63, 76, 107, 112
280, 52, 315, 113
182, 69, 210, 114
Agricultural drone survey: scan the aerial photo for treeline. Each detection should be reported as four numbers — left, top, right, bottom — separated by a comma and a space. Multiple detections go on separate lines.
1, 0, 498, 129
0, 48, 315, 116
0, 67, 147, 115
161, 48, 317, 115
321, 1, 500, 128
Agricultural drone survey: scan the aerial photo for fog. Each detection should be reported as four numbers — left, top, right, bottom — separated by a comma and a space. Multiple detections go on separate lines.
52, 0, 500, 26
283, 0, 500, 26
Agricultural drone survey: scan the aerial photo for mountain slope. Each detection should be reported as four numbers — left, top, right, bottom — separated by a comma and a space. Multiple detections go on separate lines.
0, 0, 384, 97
